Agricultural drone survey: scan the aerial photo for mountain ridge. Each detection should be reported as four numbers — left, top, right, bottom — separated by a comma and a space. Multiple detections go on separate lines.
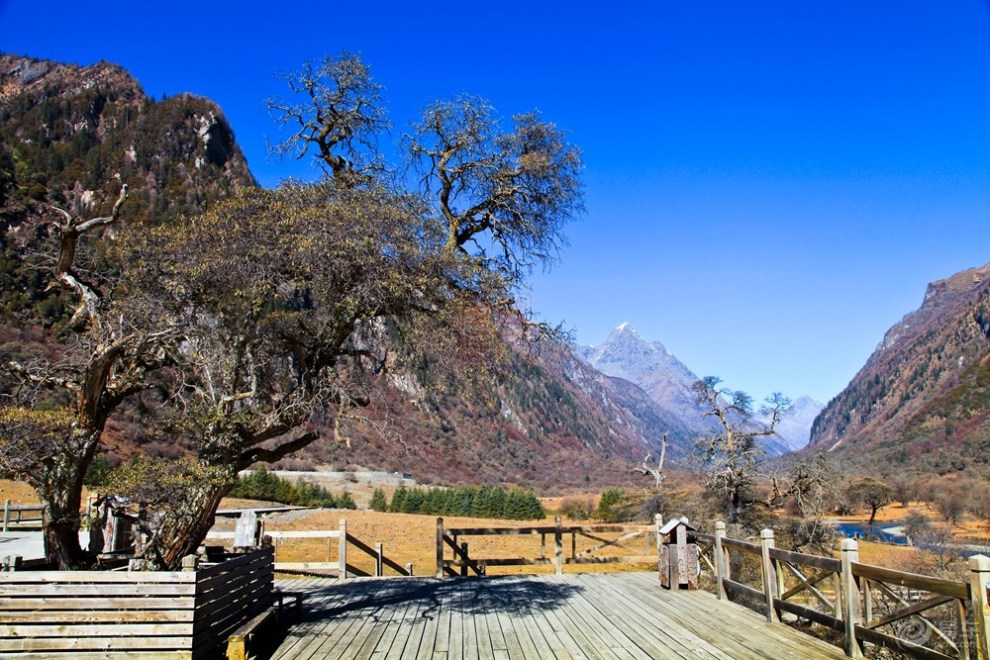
809, 262, 990, 476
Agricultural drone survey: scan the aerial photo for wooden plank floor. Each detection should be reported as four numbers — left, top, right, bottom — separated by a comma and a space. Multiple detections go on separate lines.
269, 572, 846, 659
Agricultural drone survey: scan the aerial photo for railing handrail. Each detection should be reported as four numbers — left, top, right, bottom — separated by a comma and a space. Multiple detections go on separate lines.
694, 521, 990, 659
435, 516, 661, 578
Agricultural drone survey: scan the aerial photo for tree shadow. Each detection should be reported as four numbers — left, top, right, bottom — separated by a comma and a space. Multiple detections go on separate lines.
297, 574, 585, 623
259, 575, 587, 658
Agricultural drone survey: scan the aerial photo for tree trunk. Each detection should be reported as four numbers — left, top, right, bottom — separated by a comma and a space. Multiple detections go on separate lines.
37, 429, 100, 569
140, 478, 233, 570
41, 474, 89, 568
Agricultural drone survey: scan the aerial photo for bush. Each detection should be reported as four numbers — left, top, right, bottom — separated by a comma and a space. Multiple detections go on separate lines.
558, 496, 595, 520
83, 454, 113, 487
369, 488, 389, 512
596, 488, 626, 522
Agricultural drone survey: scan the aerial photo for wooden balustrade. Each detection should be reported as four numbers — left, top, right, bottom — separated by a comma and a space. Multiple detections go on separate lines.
208, 520, 413, 578
435, 515, 661, 578
691, 522, 990, 659
1, 500, 44, 532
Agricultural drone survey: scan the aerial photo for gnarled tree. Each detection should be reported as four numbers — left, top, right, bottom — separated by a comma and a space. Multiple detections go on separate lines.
693, 376, 791, 528
266, 52, 389, 185
116, 180, 471, 568
0, 186, 174, 568
407, 95, 584, 282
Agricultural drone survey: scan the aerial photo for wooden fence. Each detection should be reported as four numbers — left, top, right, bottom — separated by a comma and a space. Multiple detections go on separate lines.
435, 515, 660, 577
1, 501, 44, 532
691, 522, 990, 659
208, 520, 413, 577
0, 546, 274, 658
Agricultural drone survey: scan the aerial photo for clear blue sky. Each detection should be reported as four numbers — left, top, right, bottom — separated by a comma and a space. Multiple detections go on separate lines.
3, 1, 990, 404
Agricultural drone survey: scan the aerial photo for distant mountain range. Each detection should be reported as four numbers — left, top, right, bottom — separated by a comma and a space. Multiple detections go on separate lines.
577, 323, 813, 456
810, 263, 990, 478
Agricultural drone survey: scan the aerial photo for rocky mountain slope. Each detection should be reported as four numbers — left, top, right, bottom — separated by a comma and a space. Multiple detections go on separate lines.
0, 54, 254, 225
809, 263, 990, 476
579, 323, 701, 439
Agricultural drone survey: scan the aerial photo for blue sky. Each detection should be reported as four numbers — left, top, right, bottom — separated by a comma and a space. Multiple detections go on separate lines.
3, 1, 989, 404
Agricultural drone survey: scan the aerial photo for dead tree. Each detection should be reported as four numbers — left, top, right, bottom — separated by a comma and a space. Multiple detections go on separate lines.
632, 434, 668, 491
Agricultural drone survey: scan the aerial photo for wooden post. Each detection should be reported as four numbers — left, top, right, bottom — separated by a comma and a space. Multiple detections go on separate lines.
675, 523, 688, 591
181, 555, 198, 572
406, 562, 414, 577
436, 518, 444, 578
654, 514, 663, 553
2, 499, 9, 533
4, 555, 22, 571
460, 542, 469, 577
840, 538, 864, 658
338, 519, 347, 580
969, 554, 990, 660
554, 516, 563, 575
714, 521, 727, 600
375, 543, 384, 577
759, 529, 778, 622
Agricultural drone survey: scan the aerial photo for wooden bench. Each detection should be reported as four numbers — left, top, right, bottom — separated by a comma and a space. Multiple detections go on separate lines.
225, 591, 305, 659
274, 588, 305, 620
226, 607, 277, 660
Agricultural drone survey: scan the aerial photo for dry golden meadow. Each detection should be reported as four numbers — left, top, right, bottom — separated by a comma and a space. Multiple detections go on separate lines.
255, 508, 658, 578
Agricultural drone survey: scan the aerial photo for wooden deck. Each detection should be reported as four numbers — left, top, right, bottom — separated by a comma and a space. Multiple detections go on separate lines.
270, 572, 847, 659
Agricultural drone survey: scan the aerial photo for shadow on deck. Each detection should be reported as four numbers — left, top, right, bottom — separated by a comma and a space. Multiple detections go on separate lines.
268, 572, 847, 659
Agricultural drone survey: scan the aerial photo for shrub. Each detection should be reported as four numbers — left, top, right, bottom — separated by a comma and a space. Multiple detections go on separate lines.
596, 488, 626, 522
369, 488, 389, 512
558, 496, 595, 520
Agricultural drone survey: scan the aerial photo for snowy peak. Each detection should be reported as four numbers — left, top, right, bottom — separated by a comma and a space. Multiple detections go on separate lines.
757, 395, 824, 451
582, 323, 687, 385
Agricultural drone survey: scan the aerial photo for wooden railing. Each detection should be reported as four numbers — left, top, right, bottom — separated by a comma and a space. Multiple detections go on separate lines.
208, 520, 413, 577
1, 501, 44, 532
435, 516, 660, 578
691, 522, 990, 659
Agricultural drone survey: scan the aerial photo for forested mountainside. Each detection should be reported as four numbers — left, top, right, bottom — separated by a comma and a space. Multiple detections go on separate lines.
0, 53, 255, 323
0, 54, 673, 493
810, 263, 990, 477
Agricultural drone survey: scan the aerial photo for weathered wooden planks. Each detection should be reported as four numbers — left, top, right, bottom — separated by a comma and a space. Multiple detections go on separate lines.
271, 572, 847, 659
0, 546, 274, 658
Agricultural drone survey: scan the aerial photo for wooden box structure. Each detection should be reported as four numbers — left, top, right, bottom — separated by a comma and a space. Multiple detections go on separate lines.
659, 518, 699, 590
0, 546, 274, 658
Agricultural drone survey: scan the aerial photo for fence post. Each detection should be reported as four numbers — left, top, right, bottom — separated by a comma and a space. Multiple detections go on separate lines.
375, 542, 384, 577
460, 542, 469, 577
714, 521, 727, 600
554, 516, 563, 575
840, 538, 864, 658
654, 513, 663, 551
339, 519, 347, 580
406, 562, 414, 577
181, 555, 198, 572
969, 554, 990, 660
436, 517, 444, 578
759, 529, 778, 622
2, 499, 9, 533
